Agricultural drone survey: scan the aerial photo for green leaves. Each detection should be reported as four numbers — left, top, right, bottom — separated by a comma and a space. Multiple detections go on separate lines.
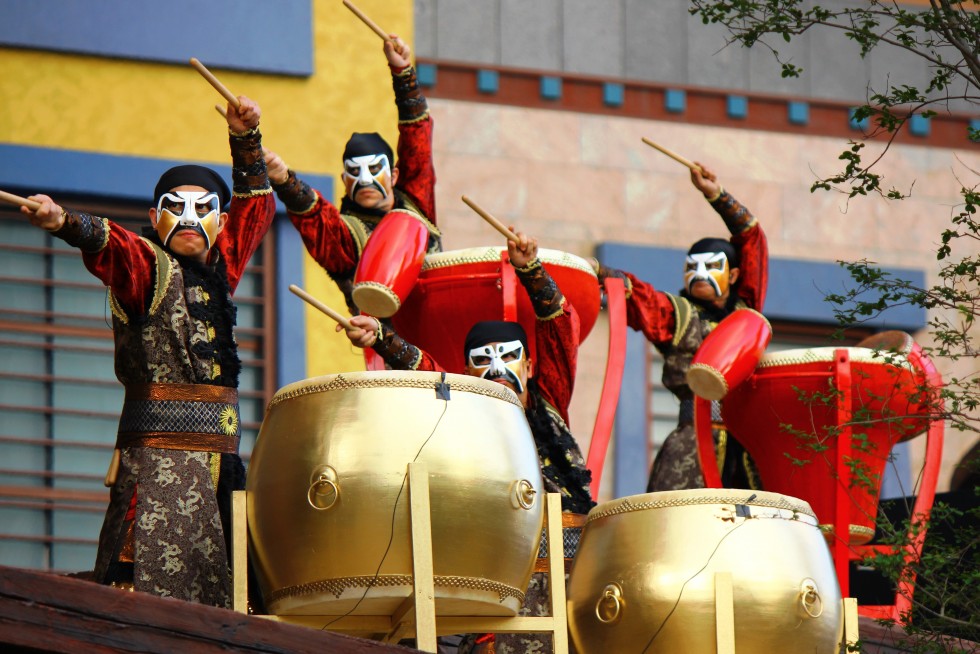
689, 0, 980, 200
687, 2, 980, 642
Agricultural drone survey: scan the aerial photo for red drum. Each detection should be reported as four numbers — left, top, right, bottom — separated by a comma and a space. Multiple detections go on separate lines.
352, 210, 431, 318
856, 330, 940, 443
391, 247, 600, 374
687, 308, 771, 400
722, 343, 933, 544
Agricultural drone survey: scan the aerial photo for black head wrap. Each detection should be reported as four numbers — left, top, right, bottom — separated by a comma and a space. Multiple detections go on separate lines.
464, 321, 529, 359
343, 132, 394, 167
688, 237, 739, 269
153, 165, 231, 209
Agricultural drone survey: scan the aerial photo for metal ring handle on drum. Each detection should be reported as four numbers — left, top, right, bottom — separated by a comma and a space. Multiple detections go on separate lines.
307, 465, 340, 511
595, 583, 624, 624
515, 479, 537, 510
799, 578, 824, 619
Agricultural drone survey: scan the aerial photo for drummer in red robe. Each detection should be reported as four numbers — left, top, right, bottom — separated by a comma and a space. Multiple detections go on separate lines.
266, 33, 439, 315
19, 98, 276, 606
341, 228, 594, 654
595, 162, 768, 492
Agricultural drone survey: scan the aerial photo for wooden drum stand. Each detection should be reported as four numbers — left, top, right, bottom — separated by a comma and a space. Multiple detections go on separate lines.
231, 462, 570, 653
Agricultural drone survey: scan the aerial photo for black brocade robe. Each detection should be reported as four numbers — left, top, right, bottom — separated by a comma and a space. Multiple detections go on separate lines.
50, 126, 275, 605
609, 189, 768, 491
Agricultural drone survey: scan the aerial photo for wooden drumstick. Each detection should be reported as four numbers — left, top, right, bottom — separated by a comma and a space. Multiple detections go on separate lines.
190, 57, 241, 109
342, 0, 392, 42
289, 284, 354, 330
0, 189, 41, 211
641, 137, 702, 173
460, 195, 520, 244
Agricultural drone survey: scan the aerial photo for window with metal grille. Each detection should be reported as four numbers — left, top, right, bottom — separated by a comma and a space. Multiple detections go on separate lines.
0, 201, 274, 573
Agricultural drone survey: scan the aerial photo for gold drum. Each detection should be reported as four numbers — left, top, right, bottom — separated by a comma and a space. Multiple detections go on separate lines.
246, 371, 544, 617
567, 489, 843, 653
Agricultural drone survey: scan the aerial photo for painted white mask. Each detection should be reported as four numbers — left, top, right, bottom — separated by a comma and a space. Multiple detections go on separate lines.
684, 251, 730, 297
342, 153, 392, 202
155, 191, 221, 250
467, 339, 527, 394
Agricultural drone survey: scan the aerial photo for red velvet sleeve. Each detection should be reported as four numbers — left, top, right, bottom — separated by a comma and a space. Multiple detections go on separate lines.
394, 116, 436, 223
622, 271, 678, 345
732, 223, 768, 311
288, 194, 360, 276
533, 303, 580, 426
80, 220, 156, 318
217, 193, 277, 292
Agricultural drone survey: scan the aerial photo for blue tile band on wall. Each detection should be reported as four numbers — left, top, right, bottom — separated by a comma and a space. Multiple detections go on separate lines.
788, 101, 809, 125
849, 108, 870, 131
0, 143, 330, 215
540, 76, 562, 100
1, 0, 313, 76
727, 95, 748, 119
596, 241, 925, 331
417, 63, 437, 88
970, 119, 980, 140
603, 82, 624, 107
477, 69, 499, 94
664, 89, 686, 114
909, 114, 931, 137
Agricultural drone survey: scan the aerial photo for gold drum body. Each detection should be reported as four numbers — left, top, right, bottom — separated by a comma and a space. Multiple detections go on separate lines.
567, 489, 843, 653
246, 371, 544, 617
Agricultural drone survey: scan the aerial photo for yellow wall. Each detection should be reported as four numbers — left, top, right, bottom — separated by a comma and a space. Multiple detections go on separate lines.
0, 0, 414, 377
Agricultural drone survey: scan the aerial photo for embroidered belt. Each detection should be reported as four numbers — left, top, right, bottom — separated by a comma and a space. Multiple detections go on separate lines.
116, 383, 241, 453
534, 512, 588, 573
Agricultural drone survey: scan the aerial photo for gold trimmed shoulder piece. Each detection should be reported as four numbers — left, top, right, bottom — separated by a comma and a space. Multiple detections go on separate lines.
542, 399, 570, 432
666, 293, 693, 348
141, 238, 175, 317
338, 213, 371, 257
108, 291, 128, 324
96, 216, 111, 251
394, 191, 441, 238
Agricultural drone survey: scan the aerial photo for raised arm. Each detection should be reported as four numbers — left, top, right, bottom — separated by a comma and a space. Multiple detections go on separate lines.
386, 35, 435, 223
690, 161, 768, 311
508, 228, 580, 424
22, 194, 156, 317
592, 260, 679, 345
267, 147, 361, 276
217, 95, 276, 291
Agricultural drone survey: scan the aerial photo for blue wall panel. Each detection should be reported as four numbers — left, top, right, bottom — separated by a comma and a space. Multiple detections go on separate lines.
0, 142, 330, 214
613, 330, 652, 497
1, 0, 313, 76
